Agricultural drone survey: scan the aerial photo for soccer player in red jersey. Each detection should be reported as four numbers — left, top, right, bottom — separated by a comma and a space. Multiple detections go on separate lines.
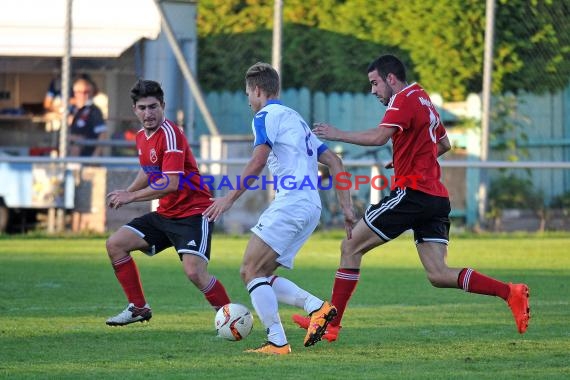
104, 79, 231, 326
293, 54, 530, 340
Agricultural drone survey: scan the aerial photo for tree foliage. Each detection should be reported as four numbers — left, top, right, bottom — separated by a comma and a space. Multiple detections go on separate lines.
197, 25, 412, 93
196, 0, 570, 100
495, 0, 570, 94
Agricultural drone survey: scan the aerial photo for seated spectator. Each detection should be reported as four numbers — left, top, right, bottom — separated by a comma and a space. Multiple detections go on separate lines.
68, 77, 108, 157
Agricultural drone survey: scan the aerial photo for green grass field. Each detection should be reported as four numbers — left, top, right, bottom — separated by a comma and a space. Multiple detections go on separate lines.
1, 233, 569, 379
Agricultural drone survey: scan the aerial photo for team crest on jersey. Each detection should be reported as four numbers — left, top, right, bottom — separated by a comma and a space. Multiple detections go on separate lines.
150, 148, 158, 163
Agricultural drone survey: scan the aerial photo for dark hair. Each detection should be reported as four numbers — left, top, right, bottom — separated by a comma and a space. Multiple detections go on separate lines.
367, 54, 406, 82
77, 73, 98, 95
130, 79, 165, 105
245, 62, 280, 97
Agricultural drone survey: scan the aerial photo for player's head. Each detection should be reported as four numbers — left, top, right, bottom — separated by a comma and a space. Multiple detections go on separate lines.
245, 62, 280, 112
367, 54, 407, 106
130, 79, 165, 132
130, 79, 165, 105
368, 54, 406, 82
72, 78, 94, 107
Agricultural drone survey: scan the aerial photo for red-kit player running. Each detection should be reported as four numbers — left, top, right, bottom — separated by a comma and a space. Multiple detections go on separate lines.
105, 79, 231, 326
293, 54, 530, 341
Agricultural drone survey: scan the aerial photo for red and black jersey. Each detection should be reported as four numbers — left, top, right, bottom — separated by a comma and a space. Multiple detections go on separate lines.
136, 119, 212, 218
379, 83, 448, 197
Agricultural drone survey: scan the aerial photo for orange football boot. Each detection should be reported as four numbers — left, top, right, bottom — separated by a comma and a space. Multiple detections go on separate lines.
507, 283, 530, 334
304, 301, 337, 347
246, 341, 291, 355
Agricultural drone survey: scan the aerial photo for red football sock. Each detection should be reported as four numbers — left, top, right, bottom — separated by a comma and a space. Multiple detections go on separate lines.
112, 255, 146, 307
201, 276, 231, 311
457, 268, 510, 300
330, 268, 360, 327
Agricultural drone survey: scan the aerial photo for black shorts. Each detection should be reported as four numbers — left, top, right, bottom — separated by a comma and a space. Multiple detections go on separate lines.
364, 187, 450, 244
125, 212, 214, 261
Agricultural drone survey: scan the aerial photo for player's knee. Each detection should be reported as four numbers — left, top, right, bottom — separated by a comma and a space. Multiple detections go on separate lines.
340, 238, 352, 256
182, 256, 209, 286
341, 238, 364, 258
184, 267, 202, 284
239, 264, 250, 284
105, 237, 123, 259
340, 239, 362, 268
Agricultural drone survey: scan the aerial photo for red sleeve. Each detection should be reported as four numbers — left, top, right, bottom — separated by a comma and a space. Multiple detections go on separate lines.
161, 133, 185, 174
379, 94, 413, 131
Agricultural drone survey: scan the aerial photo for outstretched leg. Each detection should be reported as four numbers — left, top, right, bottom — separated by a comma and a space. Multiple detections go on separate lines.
416, 242, 530, 334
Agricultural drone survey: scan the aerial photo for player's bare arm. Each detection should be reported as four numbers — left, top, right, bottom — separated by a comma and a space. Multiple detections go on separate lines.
203, 144, 271, 222
105, 168, 146, 208
105, 168, 149, 208
125, 168, 149, 192
437, 135, 451, 157
318, 149, 357, 239
313, 122, 396, 147
106, 172, 179, 209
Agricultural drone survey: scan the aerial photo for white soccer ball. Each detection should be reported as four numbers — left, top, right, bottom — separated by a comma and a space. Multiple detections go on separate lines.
214, 303, 254, 341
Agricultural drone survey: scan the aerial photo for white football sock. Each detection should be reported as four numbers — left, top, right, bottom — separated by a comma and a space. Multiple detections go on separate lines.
268, 275, 323, 314
247, 277, 287, 346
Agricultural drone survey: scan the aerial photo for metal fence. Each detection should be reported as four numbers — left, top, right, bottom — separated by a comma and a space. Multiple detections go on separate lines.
1, 154, 570, 233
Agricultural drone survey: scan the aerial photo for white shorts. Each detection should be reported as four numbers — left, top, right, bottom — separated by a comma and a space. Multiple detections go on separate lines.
251, 197, 321, 269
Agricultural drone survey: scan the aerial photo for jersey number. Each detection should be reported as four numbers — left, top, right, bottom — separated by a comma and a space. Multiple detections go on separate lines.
301, 121, 314, 156
427, 108, 441, 143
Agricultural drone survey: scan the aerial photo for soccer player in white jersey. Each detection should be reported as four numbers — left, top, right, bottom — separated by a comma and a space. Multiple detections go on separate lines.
203, 62, 356, 354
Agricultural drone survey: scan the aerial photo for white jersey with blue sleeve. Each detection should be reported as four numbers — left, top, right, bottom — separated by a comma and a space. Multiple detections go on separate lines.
252, 100, 328, 205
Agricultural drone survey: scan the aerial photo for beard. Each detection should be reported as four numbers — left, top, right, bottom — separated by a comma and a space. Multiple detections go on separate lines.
382, 84, 394, 106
